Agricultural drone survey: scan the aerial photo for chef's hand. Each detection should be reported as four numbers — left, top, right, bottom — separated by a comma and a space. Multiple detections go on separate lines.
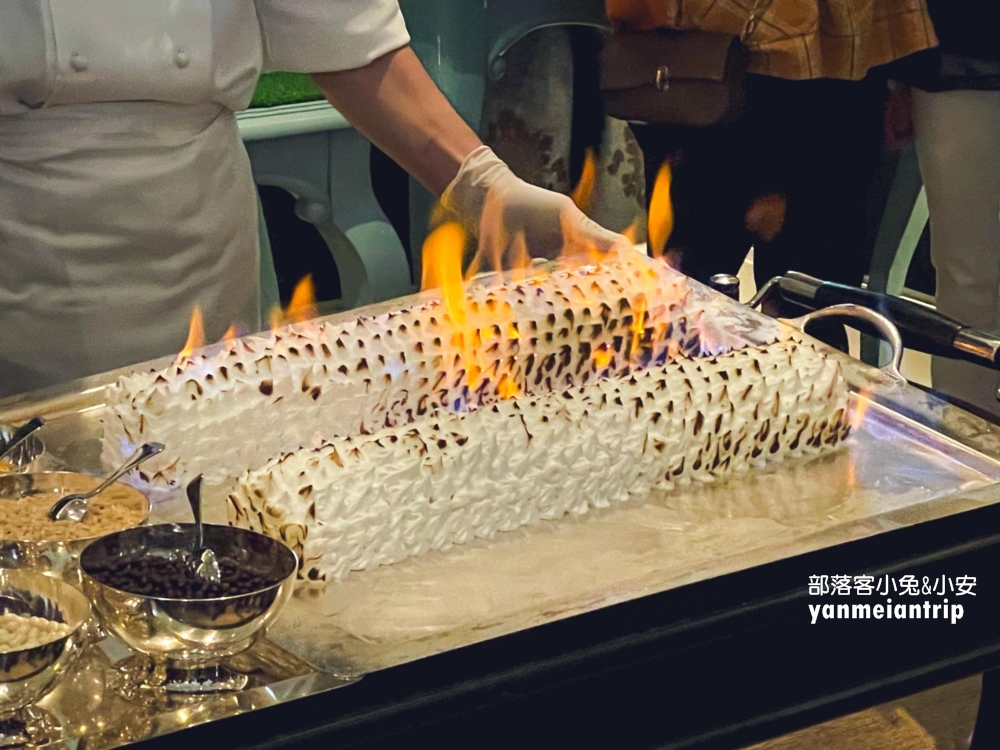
312, 49, 627, 259
438, 146, 630, 260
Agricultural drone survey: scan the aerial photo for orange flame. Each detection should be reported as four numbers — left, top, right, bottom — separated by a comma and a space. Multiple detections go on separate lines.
559, 210, 604, 268
648, 161, 674, 258
507, 232, 531, 284
850, 390, 871, 431
176, 305, 205, 362
222, 324, 239, 342
269, 275, 319, 331
844, 391, 868, 488
463, 230, 496, 282
422, 222, 469, 326
630, 293, 647, 361
570, 149, 597, 215
464, 186, 508, 283
286, 275, 318, 323
467, 363, 482, 384
622, 221, 639, 246
593, 345, 613, 370
497, 374, 520, 399
268, 306, 283, 332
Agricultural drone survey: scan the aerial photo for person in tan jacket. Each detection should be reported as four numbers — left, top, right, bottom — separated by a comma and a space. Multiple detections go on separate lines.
605, 0, 938, 347
606, 0, 937, 81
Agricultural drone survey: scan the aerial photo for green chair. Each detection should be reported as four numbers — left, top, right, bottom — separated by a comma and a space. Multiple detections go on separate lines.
861, 143, 930, 365
400, 0, 611, 277
240, 75, 414, 313
246, 0, 613, 305
400, 0, 490, 283
257, 196, 280, 315
485, 0, 610, 82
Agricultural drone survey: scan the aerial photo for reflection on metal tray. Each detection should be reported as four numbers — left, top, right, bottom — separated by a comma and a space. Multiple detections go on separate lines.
35, 636, 352, 747
272, 389, 1000, 674
0, 421, 44, 472
3, 340, 1000, 744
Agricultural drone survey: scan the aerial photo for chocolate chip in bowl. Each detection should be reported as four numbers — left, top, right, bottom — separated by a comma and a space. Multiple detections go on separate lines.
79, 524, 297, 669
88, 556, 279, 600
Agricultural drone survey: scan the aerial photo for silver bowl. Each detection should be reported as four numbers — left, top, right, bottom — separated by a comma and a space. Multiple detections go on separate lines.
0, 570, 91, 716
79, 524, 297, 664
0, 425, 43, 474
0, 472, 151, 577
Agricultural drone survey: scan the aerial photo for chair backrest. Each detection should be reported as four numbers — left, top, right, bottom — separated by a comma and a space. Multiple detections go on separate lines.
258, 194, 281, 316
868, 143, 930, 298
861, 143, 930, 366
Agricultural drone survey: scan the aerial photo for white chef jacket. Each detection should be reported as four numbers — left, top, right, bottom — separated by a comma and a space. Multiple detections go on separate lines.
0, 1, 410, 397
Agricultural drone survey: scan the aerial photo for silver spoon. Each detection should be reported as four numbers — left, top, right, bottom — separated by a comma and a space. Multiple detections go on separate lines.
185, 475, 221, 583
48, 442, 164, 522
0, 417, 45, 462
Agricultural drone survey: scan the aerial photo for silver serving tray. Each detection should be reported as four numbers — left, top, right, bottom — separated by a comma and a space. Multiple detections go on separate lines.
2, 292, 1000, 747
0, 422, 44, 471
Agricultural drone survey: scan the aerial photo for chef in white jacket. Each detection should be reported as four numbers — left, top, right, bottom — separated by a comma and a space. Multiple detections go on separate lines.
0, 1, 625, 398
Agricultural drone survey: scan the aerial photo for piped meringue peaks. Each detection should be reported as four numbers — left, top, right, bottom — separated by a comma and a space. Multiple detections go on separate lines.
101, 251, 783, 489
228, 337, 849, 582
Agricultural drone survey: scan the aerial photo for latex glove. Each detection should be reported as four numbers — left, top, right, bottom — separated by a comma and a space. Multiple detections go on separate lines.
438, 146, 630, 261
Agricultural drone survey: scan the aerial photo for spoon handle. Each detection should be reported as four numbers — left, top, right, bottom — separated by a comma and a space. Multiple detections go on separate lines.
87, 442, 165, 498
0, 417, 45, 461
186, 474, 205, 551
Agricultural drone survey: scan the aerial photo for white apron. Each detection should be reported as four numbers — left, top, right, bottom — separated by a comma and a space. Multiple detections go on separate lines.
0, 0, 411, 398
0, 102, 261, 397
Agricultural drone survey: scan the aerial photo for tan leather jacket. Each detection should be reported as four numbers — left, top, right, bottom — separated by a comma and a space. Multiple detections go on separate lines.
605, 0, 938, 80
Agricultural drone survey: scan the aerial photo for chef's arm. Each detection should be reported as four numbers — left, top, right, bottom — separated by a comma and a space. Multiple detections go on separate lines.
310, 46, 627, 258
311, 46, 478, 197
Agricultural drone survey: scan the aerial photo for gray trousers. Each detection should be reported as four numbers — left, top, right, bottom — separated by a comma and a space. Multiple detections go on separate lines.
915, 89, 1000, 414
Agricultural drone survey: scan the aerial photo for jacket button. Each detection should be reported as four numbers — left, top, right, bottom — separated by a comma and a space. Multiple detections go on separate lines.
175, 50, 191, 69
70, 53, 88, 73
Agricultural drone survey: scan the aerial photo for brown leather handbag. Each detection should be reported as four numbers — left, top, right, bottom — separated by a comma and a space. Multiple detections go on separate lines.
599, 30, 749, 127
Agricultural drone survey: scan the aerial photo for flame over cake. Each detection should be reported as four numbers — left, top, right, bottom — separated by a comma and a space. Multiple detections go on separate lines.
104, 248, 786, 484
103, 244, 849, 580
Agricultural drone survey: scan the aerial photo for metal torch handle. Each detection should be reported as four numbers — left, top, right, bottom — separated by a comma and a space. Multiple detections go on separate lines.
786, 304, 906, 384
764, 274, 1000, 370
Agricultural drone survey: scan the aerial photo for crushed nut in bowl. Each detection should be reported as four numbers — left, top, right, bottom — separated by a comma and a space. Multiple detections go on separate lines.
0, 472, 150, 545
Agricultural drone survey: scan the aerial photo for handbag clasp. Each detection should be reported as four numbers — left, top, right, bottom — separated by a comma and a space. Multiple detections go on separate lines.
655, 65, 669, 91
